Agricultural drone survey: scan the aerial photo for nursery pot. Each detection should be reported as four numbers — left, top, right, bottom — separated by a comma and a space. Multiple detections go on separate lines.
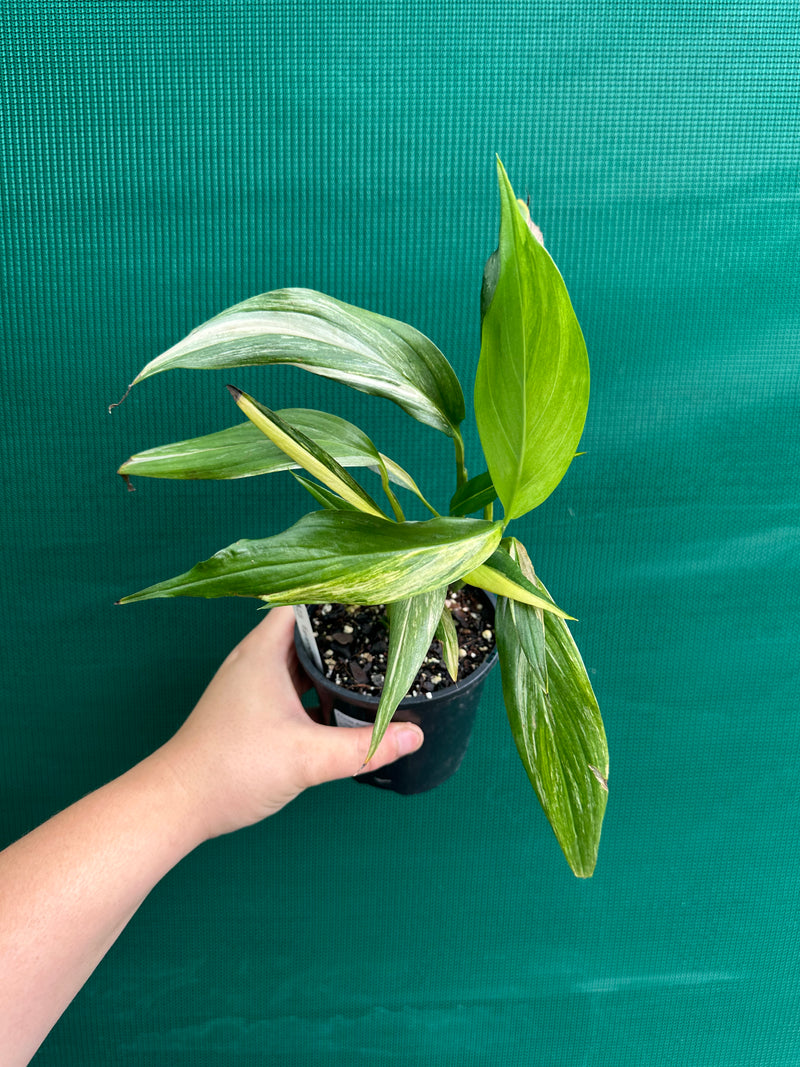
294, 590, 498, 795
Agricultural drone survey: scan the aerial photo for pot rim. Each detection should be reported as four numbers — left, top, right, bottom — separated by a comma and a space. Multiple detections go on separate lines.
295, 631, 498, 709
294, 588, 497, 710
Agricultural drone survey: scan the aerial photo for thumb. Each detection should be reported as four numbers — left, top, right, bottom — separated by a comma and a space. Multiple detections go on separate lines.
306, 721, 424, 786
359, 722, 424, 777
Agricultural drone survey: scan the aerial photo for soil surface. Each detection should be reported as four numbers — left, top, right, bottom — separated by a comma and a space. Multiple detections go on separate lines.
307, 586, 495, 699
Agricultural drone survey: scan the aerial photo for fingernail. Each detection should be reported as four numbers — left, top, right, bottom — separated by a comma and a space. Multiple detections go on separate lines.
396, 725, 423, 756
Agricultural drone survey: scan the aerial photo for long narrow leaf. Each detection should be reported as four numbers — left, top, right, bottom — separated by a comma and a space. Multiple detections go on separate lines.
125, 287, 465, 438
290, 472, 359, 511
495, 544, 607, 877
435, 604, 460, 681
494, 540, 547, 687
461, 546, 572, 618
475, 159, 590, 520
117, 409, 435, 512
228, 388, 385, 518
364, 588, 448, 763
119, 409, 386, 481
117, 512, 502, 607
379, 455, 439, 516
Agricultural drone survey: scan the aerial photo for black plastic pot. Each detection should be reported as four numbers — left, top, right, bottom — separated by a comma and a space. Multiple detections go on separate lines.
294, 590, 498, 795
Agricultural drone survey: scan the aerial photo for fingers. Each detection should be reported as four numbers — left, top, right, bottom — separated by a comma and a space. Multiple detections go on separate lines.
245, 607, 425, 787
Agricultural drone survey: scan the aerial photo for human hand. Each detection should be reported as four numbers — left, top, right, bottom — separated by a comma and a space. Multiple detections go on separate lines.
0, 607, 423, 1062
159, 607, 424, 840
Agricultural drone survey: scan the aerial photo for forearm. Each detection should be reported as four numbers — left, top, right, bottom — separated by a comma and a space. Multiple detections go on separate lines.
0, 747, 209, 1065
0, 607, 422, 1065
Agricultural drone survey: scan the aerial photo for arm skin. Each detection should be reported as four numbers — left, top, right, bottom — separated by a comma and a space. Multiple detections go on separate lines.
0, 607, 423, 1065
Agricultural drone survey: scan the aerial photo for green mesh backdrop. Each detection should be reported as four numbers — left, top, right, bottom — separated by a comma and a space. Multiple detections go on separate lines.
3, 1, 799, 1063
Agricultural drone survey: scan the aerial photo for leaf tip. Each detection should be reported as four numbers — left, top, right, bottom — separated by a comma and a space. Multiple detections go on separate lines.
361, 727, 381, 770
108, 382, 134, 413
226, 383, 243, 402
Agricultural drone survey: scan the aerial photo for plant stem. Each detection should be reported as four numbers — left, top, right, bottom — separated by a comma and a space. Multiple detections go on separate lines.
454, 432, 468, 490
379, 465, 406, 522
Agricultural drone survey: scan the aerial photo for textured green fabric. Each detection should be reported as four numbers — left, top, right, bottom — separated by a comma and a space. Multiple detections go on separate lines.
3, 1, 799, 1063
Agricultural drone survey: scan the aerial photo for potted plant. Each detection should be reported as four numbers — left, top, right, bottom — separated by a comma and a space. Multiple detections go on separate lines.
112, 159, 608, 877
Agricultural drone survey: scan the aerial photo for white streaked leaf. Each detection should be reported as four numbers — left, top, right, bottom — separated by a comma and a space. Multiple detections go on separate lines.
495, 544, 607, 877
462, 546, 571, 618
117, 408, 436, 514
229, 387, 385, 518
494, 539, 547, 688
119, 409, 386, 480
118, 512, 502, 607
126, 287, 465, 438
364, 588, 448, 763
435, 604, 460, 681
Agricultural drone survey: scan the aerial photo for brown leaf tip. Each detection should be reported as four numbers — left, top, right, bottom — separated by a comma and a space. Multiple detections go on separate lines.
108, 383, 133, 413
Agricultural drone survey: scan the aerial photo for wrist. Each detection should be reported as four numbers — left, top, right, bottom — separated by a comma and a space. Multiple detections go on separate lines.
131, 744, 217, 855
152, 732, 245, 844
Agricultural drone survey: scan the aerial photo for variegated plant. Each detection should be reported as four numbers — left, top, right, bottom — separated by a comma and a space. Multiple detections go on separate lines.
114, 159, 608, 877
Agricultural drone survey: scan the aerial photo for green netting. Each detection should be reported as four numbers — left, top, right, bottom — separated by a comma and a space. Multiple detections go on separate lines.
2, 1, 799, 1063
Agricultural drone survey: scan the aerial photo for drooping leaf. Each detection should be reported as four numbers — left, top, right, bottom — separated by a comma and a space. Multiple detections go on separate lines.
125, 287, 465, 438
462, 546, 571, 618
117, 512, 502, 607
228, 387, 385, 518
449, 471, 497, 517
475, 158, 590, 520
493, 540, 547, 687
364, 588, 448, 763
495, 542, 607, 877
434, 603, 460, 681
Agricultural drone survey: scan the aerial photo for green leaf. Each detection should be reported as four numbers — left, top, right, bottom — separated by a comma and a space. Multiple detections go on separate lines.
480, 249, 500, 327
117, 512, 502, 607
119, 409, 389, 481
434, 604, 460, 681
495, 542, 607, 878
117, 407, 437, 514
126, 287, 465, 438
229, 387, 385, 518
461, 545, 572, 619
494, 540, 547, 687
290, 472, 360, 512
364, 588, 448, 763
475, 158, 590, 520
449, 471, 497, 517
